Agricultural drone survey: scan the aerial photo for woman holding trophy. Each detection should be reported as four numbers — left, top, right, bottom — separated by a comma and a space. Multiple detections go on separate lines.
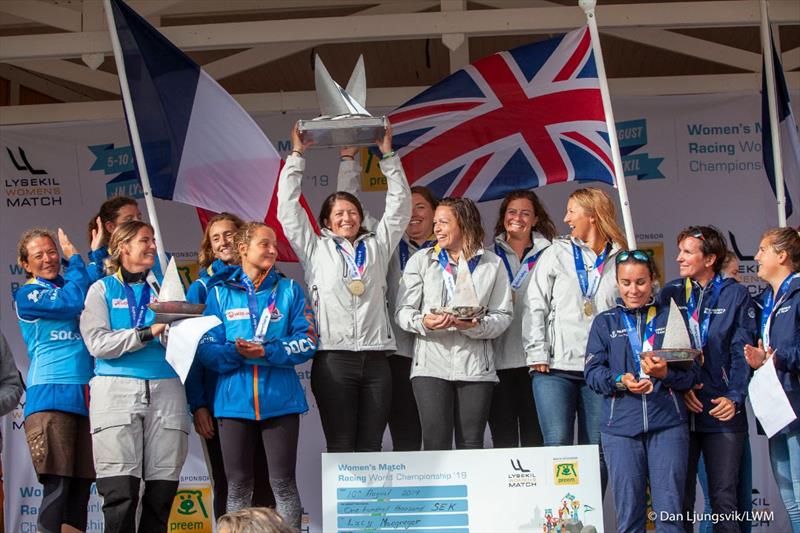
277, 122, 410, 453
396, 197, 512, 450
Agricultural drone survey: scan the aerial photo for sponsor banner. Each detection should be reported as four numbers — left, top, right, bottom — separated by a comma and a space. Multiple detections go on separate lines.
322, 446, 603, 532
2, 91, 798, 532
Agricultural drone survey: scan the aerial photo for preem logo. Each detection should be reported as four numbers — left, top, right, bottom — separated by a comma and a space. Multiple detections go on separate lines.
553, 460, 579, 485
4, 146, 63, 207
616, 119, 665, 180
168, 486, 212, 532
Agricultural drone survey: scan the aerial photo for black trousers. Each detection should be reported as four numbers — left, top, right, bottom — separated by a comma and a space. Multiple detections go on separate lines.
412, 376, 494, 450
311, 350, 392, 452
488, 367, 543, 448
96, 476, 178, 533
683, 431, 747, 533
203, 417, 275, 520
387, 355, 422, 451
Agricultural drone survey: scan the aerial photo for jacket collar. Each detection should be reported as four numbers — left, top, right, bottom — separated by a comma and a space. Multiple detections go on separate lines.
224, 265, 282, 292
494, 231, 551, 260
615, 296, 657, 313
321, 227, 375, 245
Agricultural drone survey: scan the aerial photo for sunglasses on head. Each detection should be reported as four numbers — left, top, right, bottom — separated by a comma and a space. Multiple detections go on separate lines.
616, 249, 651, 264
690, 229, 706, 241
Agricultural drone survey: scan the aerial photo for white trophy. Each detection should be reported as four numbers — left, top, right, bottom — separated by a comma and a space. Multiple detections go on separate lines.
641, 298, 702, 369
148, 258, 205, 323
297, 55, 388, 148
431, 254, 487, 320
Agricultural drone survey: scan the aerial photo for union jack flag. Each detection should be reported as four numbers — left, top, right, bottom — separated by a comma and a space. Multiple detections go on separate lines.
389, 27, 614, 201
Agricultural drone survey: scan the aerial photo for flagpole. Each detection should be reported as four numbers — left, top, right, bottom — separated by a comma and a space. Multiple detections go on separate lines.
760, 0, 787, 227
103, 0, 169, 270
579, 0, 636, 249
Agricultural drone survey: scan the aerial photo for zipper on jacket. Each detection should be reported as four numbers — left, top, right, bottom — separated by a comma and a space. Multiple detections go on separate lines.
608, 396, 616, 425
384, 303, 392, 340
637, 309, 649, 433
721, 366, 729, 387
253, 366, 261, 421
482, 341, 489, 372
642, 393, 648, 433
669, 388, 682, 419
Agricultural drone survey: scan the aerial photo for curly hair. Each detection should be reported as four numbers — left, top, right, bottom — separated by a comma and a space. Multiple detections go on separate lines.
198, 212, 245, 268
231, 221, 275, 264
104, 220, 154, 274
493, 189, 556, 240
217, 507, 295, 533
17, 228, 56, 278
438, 197, 485, 260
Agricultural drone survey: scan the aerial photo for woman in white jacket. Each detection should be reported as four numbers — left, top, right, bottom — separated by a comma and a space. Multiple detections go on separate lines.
396, 197, 512, 450
522, 187, 627, 489
489, 189, 556, 448
277, 123, 410, 453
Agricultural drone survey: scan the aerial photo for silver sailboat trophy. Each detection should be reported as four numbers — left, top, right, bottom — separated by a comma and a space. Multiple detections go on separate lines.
148, 258, 205, 323
431, 254, 487, 320
297, 55, 388, 148
641, 298, 702, 369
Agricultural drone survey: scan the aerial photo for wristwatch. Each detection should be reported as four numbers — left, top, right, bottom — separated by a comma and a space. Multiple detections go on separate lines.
614, 374, 627, 391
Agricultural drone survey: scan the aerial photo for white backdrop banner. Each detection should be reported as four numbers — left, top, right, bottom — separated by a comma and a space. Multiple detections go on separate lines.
1, 90, 798, 532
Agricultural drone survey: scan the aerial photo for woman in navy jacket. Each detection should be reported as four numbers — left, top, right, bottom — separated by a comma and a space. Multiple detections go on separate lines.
658, 226, 757, 533
197, 222, 317, 529
586, 250, 699, 532
745, 227, 800, 531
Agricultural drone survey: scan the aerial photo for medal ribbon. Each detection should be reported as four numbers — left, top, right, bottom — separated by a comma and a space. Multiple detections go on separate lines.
495, 244, 544, 292
435, 245, 482, 300
241, 274, 279, 343
399, 237, 436, 272
572, 241, 612, 303
30, 276, 61, 290
621, 305, 658, 378
761, 272, 798, 349
116, 270, 151, 328
683, 274, 723, 349
337, 240, 367, 281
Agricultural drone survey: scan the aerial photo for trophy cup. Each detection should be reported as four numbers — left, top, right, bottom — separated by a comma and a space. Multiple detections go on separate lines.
148, 258, 205, 323
296, 55, 388, 148
641, 298, 702, 369
431, 255, 487, 320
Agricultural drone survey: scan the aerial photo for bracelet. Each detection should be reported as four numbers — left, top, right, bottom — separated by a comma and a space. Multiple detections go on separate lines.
290, 150, 304, 158
340, 155, 354, 161
381, 151, 396, 160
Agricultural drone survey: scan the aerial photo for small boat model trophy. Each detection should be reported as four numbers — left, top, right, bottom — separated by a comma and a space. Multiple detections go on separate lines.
641, 299, 702, 369
148, 258, 205, 323
431, 254, 487, 320
296, 55, 388, 148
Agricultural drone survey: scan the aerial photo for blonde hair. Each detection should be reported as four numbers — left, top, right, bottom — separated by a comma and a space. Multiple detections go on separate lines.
217, 507, 295, 533
232, 222, 275, 264
198, 213, 244, 268
568, 187, 627, 250
104, 220, 154, 274
17, 228, 56, 278
762, 227, 800, 271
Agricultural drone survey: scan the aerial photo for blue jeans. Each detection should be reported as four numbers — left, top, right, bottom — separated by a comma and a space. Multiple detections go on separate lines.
602, 425, 688, 533
532, 371, 607, 491
770, 429, 800, 532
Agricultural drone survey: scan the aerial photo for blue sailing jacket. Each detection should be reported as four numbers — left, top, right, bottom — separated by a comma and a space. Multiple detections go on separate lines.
658, 276, 757, 433
15, 255, 93, 417
185, 259, 236, 413
197, 266, 317, 420
585, 299, 699, 437
759, 274, 800, 434
94, 270, 176, 379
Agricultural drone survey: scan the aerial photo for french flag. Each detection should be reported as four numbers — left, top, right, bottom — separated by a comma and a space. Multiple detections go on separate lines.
109, 0, 316, 261
762, 40, 799, 219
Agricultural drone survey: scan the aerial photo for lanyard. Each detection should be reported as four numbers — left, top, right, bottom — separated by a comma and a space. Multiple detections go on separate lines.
495, 244, 544, 292
336, 240, 367, 281
762, 273, 798, 349
399, 237, 436, 272
435, 245, 482, 300
620, 305, 658, 378
572, 241, 611, 301
684, 274, 723, 349
241, 274, 279, 343
31, 276, 61, 290
115, 270, 151, 329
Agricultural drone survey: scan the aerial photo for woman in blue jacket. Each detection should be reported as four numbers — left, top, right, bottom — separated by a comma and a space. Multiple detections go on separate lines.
745, 227, 800, 531
197, 222, 317, 529
658, 225, 757, 533
15, 227, 95, 533
585, 250, 699, 532
85, 196, 142, 282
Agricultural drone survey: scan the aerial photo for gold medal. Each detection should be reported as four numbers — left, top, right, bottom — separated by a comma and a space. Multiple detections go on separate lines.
583, 300, 594, 317
348, 280, 366, 296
